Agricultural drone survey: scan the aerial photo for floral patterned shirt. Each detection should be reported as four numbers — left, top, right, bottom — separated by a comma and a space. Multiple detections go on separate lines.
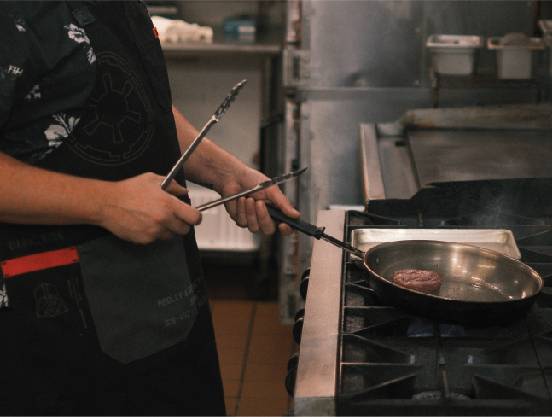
0, 2, 97, 163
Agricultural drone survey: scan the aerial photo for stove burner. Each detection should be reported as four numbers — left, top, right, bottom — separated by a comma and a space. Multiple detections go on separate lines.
438, 323, 466, 337
406, 318, 434, 337
411, 391, 470, 400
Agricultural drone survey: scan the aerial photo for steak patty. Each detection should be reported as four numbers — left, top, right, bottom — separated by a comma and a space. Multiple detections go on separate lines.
392, 269, 442, 293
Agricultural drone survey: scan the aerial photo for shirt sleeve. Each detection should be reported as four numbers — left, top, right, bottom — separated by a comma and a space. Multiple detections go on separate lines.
0, 8, 38, 129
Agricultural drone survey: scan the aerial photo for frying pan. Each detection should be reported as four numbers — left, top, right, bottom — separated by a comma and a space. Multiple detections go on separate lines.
267, 207, 544, 325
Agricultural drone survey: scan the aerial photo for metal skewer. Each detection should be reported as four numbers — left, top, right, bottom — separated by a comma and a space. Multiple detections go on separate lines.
161, 79, 248, 190
195, 167, 307, 212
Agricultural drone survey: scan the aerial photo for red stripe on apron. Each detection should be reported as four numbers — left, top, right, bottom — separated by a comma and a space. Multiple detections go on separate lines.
1, 247, 79, 279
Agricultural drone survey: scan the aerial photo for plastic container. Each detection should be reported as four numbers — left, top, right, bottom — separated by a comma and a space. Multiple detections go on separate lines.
223, 17, 257, 35
487, 33, 544, 79
426, 35, 483, 75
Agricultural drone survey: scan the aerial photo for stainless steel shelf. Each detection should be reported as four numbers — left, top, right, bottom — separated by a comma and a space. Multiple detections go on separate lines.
161, 28, 282, 57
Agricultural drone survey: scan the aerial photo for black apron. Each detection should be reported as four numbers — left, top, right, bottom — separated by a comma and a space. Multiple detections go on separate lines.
0, 2, 224, 415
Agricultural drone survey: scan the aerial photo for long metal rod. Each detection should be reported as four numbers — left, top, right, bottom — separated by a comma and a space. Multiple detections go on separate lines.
161, 79, 248, 190
319, 233, 365, 258
196, 167, 307, 212
161, 118, 217, 190
196, 182, 270, 212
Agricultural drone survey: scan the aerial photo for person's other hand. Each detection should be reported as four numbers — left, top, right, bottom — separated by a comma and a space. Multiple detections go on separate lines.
100, 172, 201, 244
217, 166, 300, 235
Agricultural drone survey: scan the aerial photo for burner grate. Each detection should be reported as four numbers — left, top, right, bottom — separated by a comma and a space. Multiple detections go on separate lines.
337, 191, 552, 415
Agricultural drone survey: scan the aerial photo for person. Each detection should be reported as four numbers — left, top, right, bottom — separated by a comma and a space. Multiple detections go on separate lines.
0, 1, 300, 415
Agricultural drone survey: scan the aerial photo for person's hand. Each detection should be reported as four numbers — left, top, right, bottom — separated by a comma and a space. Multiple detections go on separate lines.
99, 172, 201, 244
216, 166, 300, 235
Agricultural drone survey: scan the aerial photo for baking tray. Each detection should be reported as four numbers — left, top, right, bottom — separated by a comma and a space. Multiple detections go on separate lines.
351, 229, 521, 259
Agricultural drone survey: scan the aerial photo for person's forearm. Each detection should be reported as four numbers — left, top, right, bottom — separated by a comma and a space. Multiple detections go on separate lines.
0, 152, 111, 225
172, 106, 248, 191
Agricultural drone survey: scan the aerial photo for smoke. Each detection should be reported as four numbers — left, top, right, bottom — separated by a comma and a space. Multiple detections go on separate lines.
407, 178, 552, 226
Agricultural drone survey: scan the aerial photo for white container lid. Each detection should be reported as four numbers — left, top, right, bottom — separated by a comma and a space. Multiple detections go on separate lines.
487, 33, 544, 50
427, 34, 483, 49
539, 20, 552, 35
538, 20, 552, 47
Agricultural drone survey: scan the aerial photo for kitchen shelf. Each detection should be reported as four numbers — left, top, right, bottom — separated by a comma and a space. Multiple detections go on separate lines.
430, 72, 542, 107
161, 27, 282, 57
432, 72, 540, 88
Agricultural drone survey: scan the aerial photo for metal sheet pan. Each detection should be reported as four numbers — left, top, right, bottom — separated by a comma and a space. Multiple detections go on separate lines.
351, 228, 521, 259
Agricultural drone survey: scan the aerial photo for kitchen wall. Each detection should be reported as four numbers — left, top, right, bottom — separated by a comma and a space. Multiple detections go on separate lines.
162, 1, 285, 255
167, 55, 263, 169
164, 0, 286, 170
289, 0, 549, 211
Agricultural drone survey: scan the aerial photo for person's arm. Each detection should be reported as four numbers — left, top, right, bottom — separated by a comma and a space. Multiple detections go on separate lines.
0, 9, 200, 245
0, 152, 201, 244
172, 106, 300, 235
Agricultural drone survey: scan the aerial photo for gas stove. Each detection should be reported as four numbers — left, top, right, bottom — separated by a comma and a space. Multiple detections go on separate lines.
290, 179, 552, 416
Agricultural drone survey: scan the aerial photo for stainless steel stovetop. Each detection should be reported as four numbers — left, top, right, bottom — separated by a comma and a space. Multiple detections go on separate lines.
360, 105, 552, 202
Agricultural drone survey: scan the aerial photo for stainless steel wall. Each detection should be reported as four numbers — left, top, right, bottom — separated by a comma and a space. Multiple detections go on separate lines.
302, 0, 535, 88
292, 0, 541, 211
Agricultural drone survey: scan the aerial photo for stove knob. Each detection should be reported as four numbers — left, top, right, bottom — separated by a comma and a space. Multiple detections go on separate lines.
293, 308, 305, 344
285, 352, 299, 397
300, 269, 310, 300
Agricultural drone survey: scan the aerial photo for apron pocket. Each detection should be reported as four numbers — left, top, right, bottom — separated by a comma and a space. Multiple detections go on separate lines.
77, 235, 198, 364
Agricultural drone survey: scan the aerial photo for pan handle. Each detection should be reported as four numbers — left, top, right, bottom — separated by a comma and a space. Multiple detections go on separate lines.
267, 205, 365, 258
266, 205, 324, 238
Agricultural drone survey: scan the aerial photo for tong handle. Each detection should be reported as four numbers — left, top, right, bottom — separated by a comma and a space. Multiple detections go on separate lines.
267, 205, 364, 258
266, 206, 323, 238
